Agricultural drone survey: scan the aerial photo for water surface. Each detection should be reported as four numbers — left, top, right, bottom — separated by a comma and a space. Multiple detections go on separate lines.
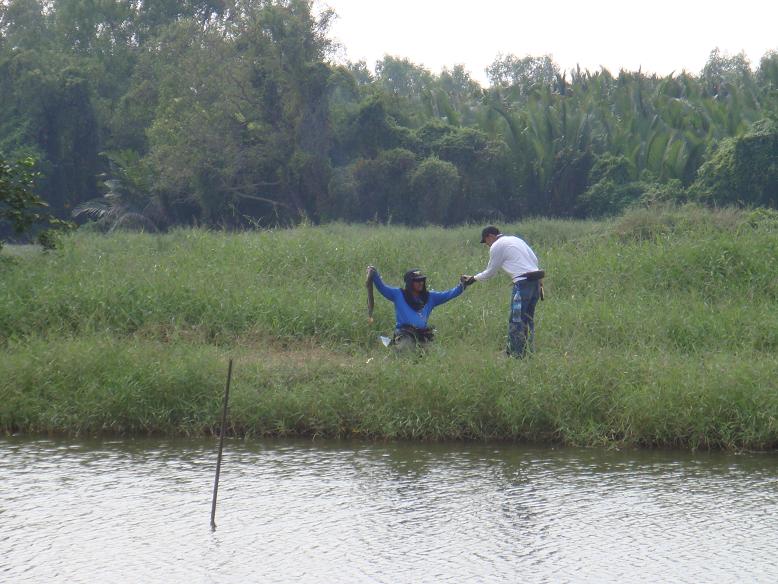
2, 437, 777, 583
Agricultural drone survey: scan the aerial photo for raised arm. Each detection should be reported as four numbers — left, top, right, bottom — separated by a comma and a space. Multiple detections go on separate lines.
368, 267, 400, 301
428, 282, 465, 307
474, 245, 502, 281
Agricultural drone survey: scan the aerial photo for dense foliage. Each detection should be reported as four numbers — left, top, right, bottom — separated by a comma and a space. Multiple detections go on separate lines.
0, 155, 71, 249
1, 0, 777, 229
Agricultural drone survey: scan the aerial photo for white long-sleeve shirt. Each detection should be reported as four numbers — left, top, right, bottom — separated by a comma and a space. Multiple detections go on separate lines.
474, 234, 539, 283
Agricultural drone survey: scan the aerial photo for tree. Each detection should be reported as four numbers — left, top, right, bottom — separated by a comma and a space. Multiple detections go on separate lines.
436, 65, 482, 125
411, 157, 459, 224
375, 55, 434, 101
0, 156, 72, 250
352, 148, 417, 223
701, 48, 754, 99
71, 150, 163, 231
486, 54, 559, 95
3, 3, 778, 227
0, 9, 101, 215
144, 1, 339, 226
415, 122, 513, 222
333, 93, 416, 161
757, 51, 778, 120
577, 154, 640, 216
690, 119, 778, 208
0, 0, 51, 52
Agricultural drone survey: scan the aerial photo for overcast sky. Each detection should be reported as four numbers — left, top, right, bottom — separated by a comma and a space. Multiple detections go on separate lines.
315, 0, 778, 85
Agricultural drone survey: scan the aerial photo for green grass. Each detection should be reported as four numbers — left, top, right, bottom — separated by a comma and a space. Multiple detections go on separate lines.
2, 204, 778, 449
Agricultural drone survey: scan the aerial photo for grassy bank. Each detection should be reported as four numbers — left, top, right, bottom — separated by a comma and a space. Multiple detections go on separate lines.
2, 205, 778, 449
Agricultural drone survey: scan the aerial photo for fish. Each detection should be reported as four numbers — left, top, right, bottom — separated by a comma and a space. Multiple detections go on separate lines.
365, 269, 375, 323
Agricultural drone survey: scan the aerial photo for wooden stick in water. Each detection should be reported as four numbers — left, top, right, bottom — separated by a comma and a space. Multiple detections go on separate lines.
210, 358, 233, 530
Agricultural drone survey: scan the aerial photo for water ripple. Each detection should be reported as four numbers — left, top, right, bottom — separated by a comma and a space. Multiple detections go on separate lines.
2, 438, 778, 583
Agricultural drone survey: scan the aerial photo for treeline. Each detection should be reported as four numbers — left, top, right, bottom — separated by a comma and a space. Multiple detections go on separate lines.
1, 0, 777, 231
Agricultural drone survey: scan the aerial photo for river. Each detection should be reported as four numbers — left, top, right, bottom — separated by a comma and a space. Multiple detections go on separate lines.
2, 437, 777, 583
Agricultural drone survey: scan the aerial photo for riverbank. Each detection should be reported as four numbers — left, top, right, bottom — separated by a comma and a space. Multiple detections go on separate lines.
2, 205, 778, 449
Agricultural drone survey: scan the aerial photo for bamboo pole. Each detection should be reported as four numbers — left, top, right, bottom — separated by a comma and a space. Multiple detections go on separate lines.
210, 358, 233, 530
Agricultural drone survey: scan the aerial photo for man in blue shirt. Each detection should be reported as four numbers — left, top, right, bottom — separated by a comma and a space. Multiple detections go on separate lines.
366, 266, 466, 350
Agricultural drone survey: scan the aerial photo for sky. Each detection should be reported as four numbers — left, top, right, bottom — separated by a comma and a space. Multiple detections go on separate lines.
315, 0, 778, 86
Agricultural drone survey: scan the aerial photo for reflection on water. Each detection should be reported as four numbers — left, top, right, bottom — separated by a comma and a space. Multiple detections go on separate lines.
2, 437, 778, 583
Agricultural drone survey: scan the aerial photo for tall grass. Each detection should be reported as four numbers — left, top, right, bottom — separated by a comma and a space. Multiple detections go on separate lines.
2, 204, 777, 449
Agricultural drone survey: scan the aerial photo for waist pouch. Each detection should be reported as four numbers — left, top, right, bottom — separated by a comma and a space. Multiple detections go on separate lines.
520, 270, 545, 281
395, 325, 435, 342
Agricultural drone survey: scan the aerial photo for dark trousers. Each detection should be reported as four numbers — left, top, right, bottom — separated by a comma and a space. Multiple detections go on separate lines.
507, 279, 540, 357
393, 326, 434, 351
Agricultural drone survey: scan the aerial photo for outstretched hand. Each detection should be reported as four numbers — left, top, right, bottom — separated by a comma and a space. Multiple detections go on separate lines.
460, 274, 476, 287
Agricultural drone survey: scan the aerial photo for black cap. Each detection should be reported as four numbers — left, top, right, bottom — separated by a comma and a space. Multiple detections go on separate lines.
480, 225, 500, 243
403, 269, 427, 284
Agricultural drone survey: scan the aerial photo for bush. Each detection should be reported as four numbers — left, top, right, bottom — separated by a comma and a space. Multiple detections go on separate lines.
0, 156, 73, 251
690, 119, 778, 207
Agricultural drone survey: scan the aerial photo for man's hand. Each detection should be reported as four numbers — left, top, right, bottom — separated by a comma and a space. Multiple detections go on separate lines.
366, 265, 376, 280
460, 274, 476, 287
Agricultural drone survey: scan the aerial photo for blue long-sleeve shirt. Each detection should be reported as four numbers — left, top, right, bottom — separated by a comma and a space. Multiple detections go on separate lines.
371, 270, 464, 330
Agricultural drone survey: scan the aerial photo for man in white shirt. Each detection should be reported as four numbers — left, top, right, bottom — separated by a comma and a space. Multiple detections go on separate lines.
463, 226, 544, 357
